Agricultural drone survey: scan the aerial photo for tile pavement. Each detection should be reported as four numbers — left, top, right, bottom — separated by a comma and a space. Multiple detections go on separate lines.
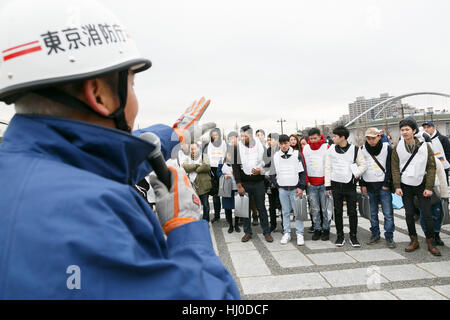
209, 199, 450, 300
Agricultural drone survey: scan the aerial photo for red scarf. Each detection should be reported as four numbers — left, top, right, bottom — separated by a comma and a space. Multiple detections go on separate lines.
308, 135, 326, 150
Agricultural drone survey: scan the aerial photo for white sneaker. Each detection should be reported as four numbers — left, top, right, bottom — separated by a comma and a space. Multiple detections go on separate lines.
280, 233, 291, 244
276, 209, 281, 217
297, 234, 304, 246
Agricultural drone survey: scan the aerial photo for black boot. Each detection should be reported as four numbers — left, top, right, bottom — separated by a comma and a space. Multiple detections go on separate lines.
434, 232, 444, 246
226, 211, 233, 233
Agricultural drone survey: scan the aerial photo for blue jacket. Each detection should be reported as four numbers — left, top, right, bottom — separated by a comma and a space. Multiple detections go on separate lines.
0, 115, 240, 300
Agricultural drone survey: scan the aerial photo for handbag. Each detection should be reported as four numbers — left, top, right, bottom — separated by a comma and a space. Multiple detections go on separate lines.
294, 195, 309, 221
325, 194, 334, 221
234, 193, 250, 218
441, 198, 450, 226
218, 175, 232, 197
358, 194, 371, 219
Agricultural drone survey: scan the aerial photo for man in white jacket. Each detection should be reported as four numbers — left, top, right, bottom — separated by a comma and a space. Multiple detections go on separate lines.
325, 126, 368, 247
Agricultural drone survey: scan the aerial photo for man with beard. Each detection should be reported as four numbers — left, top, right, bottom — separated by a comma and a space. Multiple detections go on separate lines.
359, 128, 396, 248
233, 125, 273, 243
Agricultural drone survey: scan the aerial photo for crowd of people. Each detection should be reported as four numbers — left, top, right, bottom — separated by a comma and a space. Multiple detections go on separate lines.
139, 117, 449, 257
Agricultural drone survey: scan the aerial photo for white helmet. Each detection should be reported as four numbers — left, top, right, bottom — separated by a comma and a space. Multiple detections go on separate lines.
0, 0, 151, 131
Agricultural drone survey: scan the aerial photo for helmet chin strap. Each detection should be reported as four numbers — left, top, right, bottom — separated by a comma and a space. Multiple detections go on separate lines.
108, 70, 131, 133
32, 70, 132, 133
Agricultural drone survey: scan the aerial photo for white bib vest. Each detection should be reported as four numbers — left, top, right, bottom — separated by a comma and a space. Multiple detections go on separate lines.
303, 143, 327, 178
431, 133, 450, 169
329, 144, 356, 183
274, 148, 304, 187
238, 140, 264, 176
221, 163, 237, 190
361, 143, 388, 183
207, 141, 227, 168
397, 140, 428, 186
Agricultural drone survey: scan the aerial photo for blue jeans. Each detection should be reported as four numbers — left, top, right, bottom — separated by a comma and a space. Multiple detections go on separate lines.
307, 185, 329, 231
367, 188, 395, 239
279, 188, 304, 235
419, 202, 442, 233
199, 194, 210, 222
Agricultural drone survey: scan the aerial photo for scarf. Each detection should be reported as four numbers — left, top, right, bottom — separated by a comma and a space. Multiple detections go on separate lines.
365, 139, 383, 156
308, 135, 326, 151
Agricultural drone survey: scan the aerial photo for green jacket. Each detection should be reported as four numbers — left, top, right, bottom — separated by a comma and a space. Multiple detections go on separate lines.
391, 138, 436, 190
183, 155, 212, 196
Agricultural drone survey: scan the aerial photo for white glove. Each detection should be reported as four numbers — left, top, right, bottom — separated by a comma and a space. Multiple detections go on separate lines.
149, 166, 202, 235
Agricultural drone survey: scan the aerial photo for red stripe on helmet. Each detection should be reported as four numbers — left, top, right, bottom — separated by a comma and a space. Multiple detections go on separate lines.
3, 46, 42, 62
2, 41, 40, 54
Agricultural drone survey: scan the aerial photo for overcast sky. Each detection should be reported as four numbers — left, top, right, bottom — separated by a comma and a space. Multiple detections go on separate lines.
1, 0, 450, 135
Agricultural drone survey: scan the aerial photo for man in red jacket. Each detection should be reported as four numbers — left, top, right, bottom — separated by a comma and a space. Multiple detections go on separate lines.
302, 128, 331, 241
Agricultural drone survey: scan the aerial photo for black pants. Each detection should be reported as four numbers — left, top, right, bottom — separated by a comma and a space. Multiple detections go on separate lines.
225, 209, 239, 227
401, 183, 435, 239
242, 180, 271, 236
268, 187, 280, 229
210, 167, 221, 219
331, 181, 358, 237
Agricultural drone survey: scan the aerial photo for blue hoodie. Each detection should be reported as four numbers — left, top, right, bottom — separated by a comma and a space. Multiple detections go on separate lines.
0, 115, 240, 300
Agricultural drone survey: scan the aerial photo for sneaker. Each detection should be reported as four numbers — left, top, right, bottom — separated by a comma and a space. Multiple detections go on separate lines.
308, 225, 315, 233
335, 235, 345, 247
276, 209, 281, 217
252, 217, 259, 226
241, 234, 252, 242
280, 233, 291, 245
366, 235, 381, 245
321, 229, 330, 241
297, 234, 305, 246
312, 230, 322, 241
386, 238, 396, 249
228, 225, 234, 234
350, 235, 361, 248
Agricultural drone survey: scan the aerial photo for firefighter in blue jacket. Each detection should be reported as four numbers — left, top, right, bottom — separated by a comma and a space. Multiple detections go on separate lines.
0, 0, 240, 299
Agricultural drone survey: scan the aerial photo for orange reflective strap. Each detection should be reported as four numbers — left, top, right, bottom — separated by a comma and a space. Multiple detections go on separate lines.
167, 166, 179, 218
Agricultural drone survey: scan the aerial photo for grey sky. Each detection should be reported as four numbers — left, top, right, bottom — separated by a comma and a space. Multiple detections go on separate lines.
1, 0, 450, 135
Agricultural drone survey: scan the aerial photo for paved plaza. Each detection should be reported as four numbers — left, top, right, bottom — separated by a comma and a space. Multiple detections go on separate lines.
208, 203, 450, 300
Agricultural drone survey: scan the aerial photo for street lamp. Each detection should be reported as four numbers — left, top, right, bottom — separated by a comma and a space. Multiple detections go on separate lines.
277, 118, 287, 134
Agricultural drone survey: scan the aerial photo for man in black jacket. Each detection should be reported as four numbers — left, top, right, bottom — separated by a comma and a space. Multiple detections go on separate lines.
269, 134, 307, 246
232, 125, 273, 243
359, 128, 396, 248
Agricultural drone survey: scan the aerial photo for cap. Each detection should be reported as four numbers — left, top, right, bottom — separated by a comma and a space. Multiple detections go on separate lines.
365, 127, 380, 138
422, 121, 435, 127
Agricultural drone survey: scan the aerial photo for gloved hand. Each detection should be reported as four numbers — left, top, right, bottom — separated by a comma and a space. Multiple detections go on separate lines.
149, 166, 202, 235
173, 97, 216, 144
